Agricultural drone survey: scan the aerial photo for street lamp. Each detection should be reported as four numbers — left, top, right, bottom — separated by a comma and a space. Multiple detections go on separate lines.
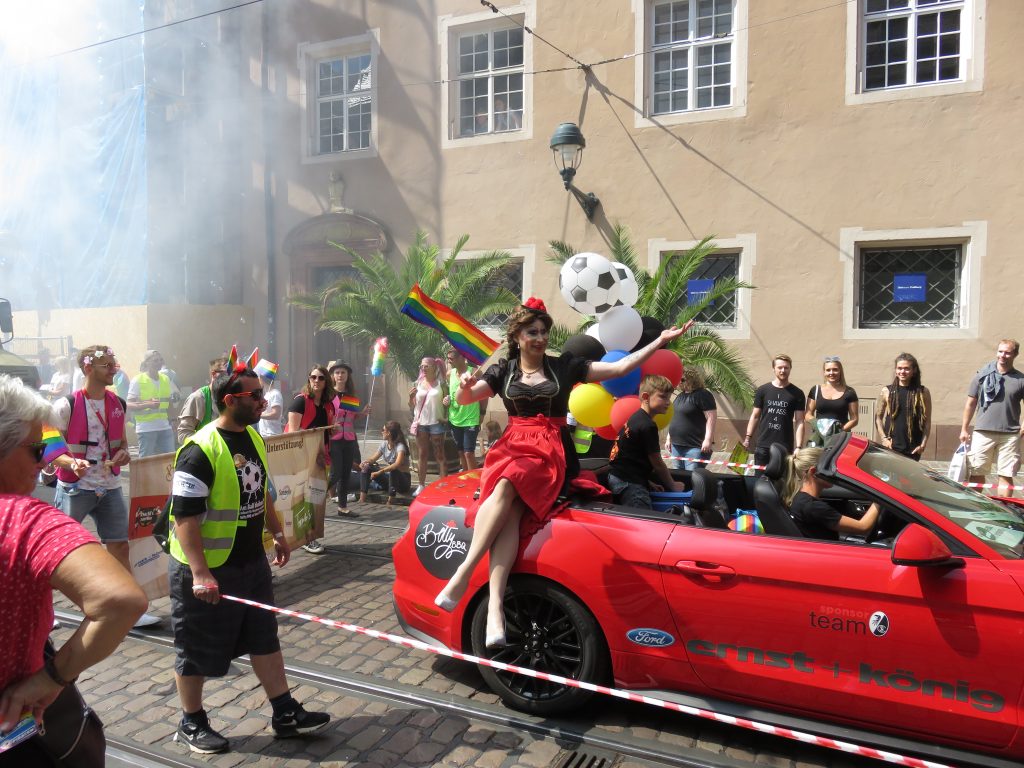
549, 122, 600, 221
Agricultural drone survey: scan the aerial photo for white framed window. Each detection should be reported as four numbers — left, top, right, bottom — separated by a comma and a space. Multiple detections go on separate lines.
648, 234, 755, 340
439, 4, 534, 148
846, 0, 985, 105
299, 32, 379, 163
633, 0, 747, 128
839, 222, 985, 339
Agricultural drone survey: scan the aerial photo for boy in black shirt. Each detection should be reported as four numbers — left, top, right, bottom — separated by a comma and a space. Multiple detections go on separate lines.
608, 375, 686, 508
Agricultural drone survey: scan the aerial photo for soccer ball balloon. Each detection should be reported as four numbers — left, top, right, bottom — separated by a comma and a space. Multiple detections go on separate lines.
611, 262, 639, 308
559, 252, 621, 316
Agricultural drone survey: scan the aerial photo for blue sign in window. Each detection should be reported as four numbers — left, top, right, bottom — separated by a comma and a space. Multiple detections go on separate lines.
893, 273, 927, 303
687, 278, 715, 306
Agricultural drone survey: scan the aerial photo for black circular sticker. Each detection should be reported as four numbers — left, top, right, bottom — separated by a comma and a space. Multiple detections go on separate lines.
414, 506, 472, 579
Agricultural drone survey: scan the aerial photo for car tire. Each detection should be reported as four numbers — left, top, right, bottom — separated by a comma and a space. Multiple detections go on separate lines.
470, 576, 610, 716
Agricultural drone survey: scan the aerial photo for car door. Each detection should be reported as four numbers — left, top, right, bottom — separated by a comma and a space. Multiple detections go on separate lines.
660, 523, 1024, 751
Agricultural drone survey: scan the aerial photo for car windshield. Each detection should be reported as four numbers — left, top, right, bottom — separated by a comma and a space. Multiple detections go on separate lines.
857, 445, 1024, 559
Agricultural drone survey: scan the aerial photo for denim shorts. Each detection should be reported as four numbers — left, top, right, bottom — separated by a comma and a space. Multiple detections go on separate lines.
418, 422, 446, 436
669, 445, 711, 471
54, 482, 128, 542
449, 424, 480, 453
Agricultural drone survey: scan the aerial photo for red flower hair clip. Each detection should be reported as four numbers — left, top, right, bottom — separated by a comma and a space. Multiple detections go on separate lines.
523, 297, 547, 314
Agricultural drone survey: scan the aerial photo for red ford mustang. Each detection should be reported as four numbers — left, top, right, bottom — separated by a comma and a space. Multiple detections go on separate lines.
392, 434, 1024, 767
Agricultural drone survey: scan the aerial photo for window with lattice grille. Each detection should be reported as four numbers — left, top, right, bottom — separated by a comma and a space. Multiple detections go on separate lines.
478, 261, 523, 329
857, 244, 962, 328
682, 252, 739, 328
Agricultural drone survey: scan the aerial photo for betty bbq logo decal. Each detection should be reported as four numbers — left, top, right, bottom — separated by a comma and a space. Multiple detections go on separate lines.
414, 506, 472, 579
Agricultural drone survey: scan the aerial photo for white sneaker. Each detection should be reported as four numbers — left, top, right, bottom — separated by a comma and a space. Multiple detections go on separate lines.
412, 485, 425, 498
302, 539, 325, 555
134, 612, 161, 628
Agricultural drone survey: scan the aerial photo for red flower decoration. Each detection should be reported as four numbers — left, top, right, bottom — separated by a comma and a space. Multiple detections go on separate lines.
523, 297, 547, 313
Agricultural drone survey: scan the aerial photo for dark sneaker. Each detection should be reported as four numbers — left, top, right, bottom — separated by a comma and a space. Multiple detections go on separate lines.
175, 720, 229, 754
272, 704, 330, 738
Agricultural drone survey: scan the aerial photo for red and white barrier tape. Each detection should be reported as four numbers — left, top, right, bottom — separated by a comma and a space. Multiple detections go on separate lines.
222, 594, 953, 768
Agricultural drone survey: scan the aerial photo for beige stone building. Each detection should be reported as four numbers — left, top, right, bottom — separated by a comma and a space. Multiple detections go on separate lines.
12, 1, 1019, 457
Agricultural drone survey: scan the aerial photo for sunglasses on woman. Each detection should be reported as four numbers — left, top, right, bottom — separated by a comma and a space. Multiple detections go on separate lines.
24, 441, 46, 463
309, 374, 326, 381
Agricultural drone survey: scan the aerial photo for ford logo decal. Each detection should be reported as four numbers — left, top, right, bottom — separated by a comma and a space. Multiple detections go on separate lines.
626, 628, 675, 647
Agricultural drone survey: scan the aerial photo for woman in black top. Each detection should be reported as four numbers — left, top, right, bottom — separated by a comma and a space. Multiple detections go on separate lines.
286, 365, 336, 554
433, 299, 687, 648
665, 368, 717, 470
782, 447, 880, 541
874, 353, 931, 461
805, 357, 858, 445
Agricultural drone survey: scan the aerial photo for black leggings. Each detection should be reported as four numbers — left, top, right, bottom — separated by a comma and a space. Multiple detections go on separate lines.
360, 463, 412, 497
328, 439, 360, 501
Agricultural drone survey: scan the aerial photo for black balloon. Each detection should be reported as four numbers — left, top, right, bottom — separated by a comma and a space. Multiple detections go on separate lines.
632, 317, 666, 351
562, 333, 606, 362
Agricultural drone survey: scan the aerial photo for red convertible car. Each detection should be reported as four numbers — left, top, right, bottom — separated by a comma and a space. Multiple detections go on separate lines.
392, 434, 1024, 767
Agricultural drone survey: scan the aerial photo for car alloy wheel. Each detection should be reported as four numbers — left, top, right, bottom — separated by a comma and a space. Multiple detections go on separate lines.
470, 576, 609, 716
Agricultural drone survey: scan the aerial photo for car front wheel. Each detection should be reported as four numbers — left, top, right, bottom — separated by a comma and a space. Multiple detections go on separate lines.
470, 576, 610, 716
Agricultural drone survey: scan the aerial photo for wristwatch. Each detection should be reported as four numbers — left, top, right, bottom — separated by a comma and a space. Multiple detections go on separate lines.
272, 532, 285, 541
44, 655, 77, 687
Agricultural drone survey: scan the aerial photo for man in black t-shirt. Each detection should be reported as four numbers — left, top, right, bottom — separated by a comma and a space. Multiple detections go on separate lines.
608, 375, 685, 508
168, 368, 329, 754
742, 354, 806, 471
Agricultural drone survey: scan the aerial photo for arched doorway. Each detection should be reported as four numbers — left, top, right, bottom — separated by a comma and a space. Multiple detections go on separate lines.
283, 206, 387, 403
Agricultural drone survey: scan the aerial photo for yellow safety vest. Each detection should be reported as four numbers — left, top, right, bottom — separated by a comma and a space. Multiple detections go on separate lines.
168, 423, 269, 568
135, 372, 171, 425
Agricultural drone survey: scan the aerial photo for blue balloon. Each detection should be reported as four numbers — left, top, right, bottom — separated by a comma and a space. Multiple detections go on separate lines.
599, 350, 641, 398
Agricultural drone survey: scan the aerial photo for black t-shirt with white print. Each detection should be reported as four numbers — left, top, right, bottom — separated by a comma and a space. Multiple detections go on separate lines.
172, 427, 267, 567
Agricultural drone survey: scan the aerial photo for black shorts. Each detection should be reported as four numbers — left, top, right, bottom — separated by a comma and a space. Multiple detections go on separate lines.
169, 555, 280, 677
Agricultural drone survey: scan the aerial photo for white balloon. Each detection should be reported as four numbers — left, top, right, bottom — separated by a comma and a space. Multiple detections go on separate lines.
585, 323, 602, 342
598, 306, 643, 351
611, 262, 638, 308
559, 252, 621, 315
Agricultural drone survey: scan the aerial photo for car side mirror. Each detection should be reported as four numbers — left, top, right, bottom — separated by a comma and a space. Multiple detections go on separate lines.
891, 523, 964, 568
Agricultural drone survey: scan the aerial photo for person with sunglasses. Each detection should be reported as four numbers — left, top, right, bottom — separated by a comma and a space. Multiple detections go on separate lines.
285, 365, 335, 553
0, 374, 147, 765
434, 299, 687, 648
166, 365, 329, 753
50, 345, 161, 628
805, 356, 859, 446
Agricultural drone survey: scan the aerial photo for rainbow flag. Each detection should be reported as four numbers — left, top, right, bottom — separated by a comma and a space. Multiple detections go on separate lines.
41, 426, 70, 464
254, 359, 279, 380
400, 284, 499, 366
337, 394, 361, 412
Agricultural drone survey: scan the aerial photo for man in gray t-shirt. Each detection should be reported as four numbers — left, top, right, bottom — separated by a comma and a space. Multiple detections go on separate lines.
960, 339, 1024, 496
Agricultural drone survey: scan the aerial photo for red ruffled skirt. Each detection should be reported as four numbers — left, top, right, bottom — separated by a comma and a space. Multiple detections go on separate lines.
466, 415, 566, 538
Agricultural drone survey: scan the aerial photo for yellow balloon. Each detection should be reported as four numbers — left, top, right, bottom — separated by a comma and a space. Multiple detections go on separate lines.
568, 383, 614, 427
653, 402, 674, 429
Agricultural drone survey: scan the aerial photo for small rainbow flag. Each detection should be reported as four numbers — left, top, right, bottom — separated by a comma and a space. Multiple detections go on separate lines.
41, 426, 70, 464
337, 394, 361, 412
400, 284, 499, 366
254, 359, 279, 380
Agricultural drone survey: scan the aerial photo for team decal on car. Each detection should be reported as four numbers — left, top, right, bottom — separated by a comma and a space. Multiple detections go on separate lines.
808, 608, 890, 637
414, 506, 472, 579
686, 639, 1004, 713
626, 628, 676, 647
868, 611, 889, 637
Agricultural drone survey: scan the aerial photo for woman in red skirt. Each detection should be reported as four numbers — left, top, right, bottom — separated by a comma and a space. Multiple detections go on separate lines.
434, 298, 687, 647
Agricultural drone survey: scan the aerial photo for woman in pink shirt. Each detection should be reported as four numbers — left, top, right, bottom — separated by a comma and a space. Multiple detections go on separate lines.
0, 375, 146, 764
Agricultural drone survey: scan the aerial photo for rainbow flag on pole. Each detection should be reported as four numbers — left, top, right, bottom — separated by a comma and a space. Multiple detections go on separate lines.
337, 394, 361, 412
40, 426, 70, 464
400, 284, 499, 366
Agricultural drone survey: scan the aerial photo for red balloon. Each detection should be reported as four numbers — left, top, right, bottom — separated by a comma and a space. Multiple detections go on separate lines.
594, 423, 618, 440
640, 349, 684, 387
610, 395, 642, 433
